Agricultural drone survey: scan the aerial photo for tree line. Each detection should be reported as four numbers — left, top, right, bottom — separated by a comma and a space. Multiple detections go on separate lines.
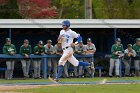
0, 0, 139, 19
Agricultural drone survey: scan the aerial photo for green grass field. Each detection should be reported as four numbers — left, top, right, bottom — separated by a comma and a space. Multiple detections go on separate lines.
0, 77, 140, 93
18, 84, 140, 93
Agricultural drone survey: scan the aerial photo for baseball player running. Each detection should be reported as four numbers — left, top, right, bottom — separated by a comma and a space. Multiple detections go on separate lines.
49, 20, 94, 82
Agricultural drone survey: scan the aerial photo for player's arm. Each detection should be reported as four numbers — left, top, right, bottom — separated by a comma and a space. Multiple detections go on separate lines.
57, 35, 62, 42
74, 33, 82, 44
88, 50, 96, 54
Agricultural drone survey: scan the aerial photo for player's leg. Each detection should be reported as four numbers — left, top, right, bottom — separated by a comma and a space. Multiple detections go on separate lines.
68, 55, 95, 72
10, 60, 15, 79
6, 60, 11, 80
115, 59, 120, 77
33, 59, 38, 78
63, 62, 69, 78
84, 57, 93, 77
78, 58, 84, 77
21, 59, 27, 77
123, 60, 130, 76
109, 58, 115, 77
74, 66, 78, 77
68, 55, 94, 78
47, 58, 52, 77
52, 58, 58, 78
26, 60, 31, 77
134, 60, 140, 76
55, 50, 72, 80
37, 60, 41, 78
79, 66, 83, 77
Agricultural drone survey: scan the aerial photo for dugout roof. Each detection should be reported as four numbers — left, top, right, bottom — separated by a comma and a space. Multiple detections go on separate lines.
0, 19, 140, 28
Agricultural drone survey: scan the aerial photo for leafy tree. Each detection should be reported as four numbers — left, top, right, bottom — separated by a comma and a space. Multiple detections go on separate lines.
53, 0, 85, 19
93, 0, 140, 19
18, 0, 57, 18
0, 0, 58, 18
0, 0, 22, 18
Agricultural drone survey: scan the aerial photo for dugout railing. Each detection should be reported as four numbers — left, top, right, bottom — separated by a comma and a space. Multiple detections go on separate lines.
0, 54, 94, 79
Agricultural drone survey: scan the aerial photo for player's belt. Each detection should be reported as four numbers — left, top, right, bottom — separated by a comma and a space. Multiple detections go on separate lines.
62, 46, 71, 50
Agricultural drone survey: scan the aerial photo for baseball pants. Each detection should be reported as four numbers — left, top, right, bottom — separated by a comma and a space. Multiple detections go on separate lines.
109, 58, 120, 76
123, 60, 131, 76
21, 59, 31, 77
134, 60, 140, 76
5, 60, 15, 79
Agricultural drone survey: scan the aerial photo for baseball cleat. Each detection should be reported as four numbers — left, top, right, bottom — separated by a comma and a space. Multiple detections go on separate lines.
48, 77, 59, 83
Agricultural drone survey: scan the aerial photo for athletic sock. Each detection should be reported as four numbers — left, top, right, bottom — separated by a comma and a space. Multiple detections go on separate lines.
56, 65, 64, 79
78, 61, 90, 66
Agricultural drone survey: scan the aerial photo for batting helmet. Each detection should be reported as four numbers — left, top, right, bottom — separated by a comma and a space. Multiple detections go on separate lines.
62, 20, 70, 27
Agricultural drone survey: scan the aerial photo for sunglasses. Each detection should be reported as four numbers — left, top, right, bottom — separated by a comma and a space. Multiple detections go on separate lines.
62, 25, 66, 27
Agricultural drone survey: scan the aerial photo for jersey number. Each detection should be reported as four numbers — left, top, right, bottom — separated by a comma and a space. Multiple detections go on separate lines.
66, 36, 69, 43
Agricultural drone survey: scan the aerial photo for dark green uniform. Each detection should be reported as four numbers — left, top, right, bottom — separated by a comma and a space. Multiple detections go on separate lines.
3, 44, 16, 54
109, 44, 124, 76
111, 44, 124, 59
20, 45, 32, 56
133, 44, 140, 76
33, 46, 45, 78
133, 44, 140, 59
20, 45, 32, 78
34, 46, 45, 55
3, 44, 16, 80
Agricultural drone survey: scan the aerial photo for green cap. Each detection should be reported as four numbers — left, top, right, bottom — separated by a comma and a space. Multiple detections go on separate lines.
87, 38, 92, 42
136, 38, 140, 42
116, 38, 121, 42
38, 40, 44, 45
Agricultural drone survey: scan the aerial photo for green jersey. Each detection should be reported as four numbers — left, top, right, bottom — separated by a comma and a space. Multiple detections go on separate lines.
34, 46, 45, 55
133, 44, 140, 59
133, 44, 140, 53
3, 44, 16, 55
111, 44, 124, 59
20, 45, 32, 56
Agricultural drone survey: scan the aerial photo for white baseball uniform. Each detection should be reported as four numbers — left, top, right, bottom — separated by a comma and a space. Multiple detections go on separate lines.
58, 29, 79, 66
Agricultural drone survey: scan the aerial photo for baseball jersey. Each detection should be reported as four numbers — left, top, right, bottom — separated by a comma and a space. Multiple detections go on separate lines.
20, 45, 32, 56
133, 44, 140, 59
111, 44, 124, 59
54, 44, 63, 54
123, 49, 136, 61
44, 44, 54, 54
133, 44, 140, 53
3, 44, 16, 54
34, 46, 45, 55
59, 29, 79, 48
86, 44, 96, 51
75, 45, 87, 54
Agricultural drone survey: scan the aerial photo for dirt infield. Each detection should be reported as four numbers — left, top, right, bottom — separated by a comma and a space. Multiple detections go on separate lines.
0, 85, 41, 91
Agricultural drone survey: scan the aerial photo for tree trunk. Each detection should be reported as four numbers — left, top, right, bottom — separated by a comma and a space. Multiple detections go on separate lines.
85, 0, 92, 19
